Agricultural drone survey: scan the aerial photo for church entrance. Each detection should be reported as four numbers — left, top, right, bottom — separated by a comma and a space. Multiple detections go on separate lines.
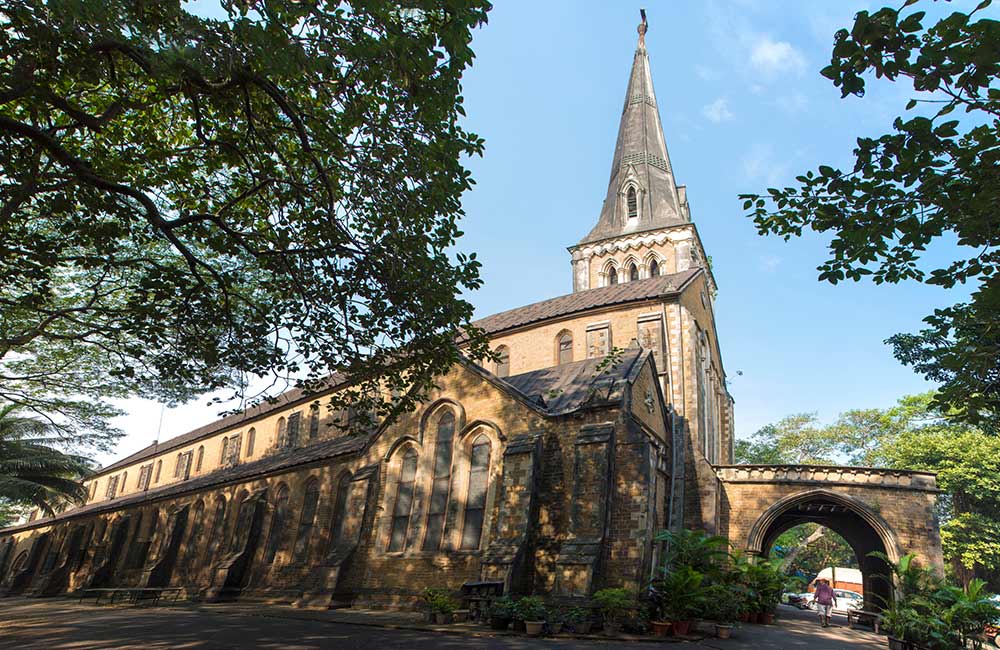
748, 489, 895, 610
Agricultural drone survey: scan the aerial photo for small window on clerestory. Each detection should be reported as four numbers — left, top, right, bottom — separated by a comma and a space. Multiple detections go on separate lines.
628, 263, 639, 282
495, 346, 510, 378
557, 332, 573, 365
626, 186, 638, 220
649, 259, 660, 277
608, 267, 618, 286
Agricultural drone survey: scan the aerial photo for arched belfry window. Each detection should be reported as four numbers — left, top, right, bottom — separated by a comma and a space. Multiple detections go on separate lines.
628, 262, 639, 282
495, 346, 510, 378
557, 331, 573, 365
649, 259, 660, 277
460, 435, 492, 550
608, 266, 618, 286
423, 411, 455, 551
388, 449, 418, 552
626, 186, 638, 220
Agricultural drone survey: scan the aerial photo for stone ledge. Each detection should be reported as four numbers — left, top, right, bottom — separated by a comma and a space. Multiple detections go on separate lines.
715, 464, 938, 492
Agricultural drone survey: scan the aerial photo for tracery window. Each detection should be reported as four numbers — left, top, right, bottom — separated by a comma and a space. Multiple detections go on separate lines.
275, 417, 287, 448
495, 346, 510, 378
460, 435, 491, 550
330, 473, 352, 545
293, 479, 320, 562
221, 434, 241, 467
423, 412, 455, 551
174, 451, 193, 480
265, 485, 290, 564
137, 464, 153, 491
586, 324, 611, 358
626, 186, 638, 220
387, 449, 418, 552
105, 475, 119, 499
286, 412, 301, 448
557, 331, 573, 365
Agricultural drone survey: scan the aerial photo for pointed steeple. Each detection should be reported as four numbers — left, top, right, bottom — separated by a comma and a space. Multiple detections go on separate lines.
580, 11, 686, 246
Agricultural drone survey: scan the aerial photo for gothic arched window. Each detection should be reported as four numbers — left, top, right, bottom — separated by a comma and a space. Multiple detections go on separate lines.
387, 449, 418, 552
495, 346, 510, 378
608, 266, 619, 286
265, 485, 290, 564
205, 496, 226, 565
423, 412, 455, 551
557, 331, 573, 365
275, 417, 287, 449
460, 435, 491, 550
186, 500, 205, 569
154, 460, 162, 484
120, 472, 127, 494
626, 186, 638, 219
649, 259, 660, 277
293, 478, 320, 562
628, 262, 639, 282
196, 446, 204, 472
330, 473, 352, 545
246, 428, 256, 458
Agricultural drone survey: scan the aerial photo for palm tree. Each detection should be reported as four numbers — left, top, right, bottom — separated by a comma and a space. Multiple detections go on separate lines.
0, 404, 93, 517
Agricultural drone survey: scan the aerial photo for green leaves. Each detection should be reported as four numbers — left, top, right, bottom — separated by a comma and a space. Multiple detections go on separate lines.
741, 0, 1000, 423
0, 0, 494, 443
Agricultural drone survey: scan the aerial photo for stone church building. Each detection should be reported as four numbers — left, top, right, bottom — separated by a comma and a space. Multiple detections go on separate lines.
0, 18, 942, 609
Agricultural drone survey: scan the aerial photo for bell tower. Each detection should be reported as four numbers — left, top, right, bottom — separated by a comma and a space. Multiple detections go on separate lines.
569, 11, 712, 296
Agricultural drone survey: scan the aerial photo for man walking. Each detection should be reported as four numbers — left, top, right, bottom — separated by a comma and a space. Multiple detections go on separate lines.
812, 578, 837, 627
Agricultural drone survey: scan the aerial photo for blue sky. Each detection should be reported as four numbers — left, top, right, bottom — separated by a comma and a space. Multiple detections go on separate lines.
99, 0, 979, 466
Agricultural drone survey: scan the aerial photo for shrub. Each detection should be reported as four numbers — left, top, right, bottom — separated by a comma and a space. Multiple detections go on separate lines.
592, 588, 636, 625
488, 596, 516, 620
513, 596, 547, 622
420, 588, 458, 615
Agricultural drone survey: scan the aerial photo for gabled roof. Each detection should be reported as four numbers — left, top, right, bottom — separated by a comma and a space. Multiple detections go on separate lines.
1, 432, 369, 535
473, 269, 699, 336
95, 373, 345, 477
581, 14, 686, 246
501, 348, 647, 415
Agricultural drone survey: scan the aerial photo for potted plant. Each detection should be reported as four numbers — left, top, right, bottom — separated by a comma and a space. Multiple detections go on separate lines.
564, 606, 592, 634
514, 596, 547, 636
547, 606, 565, 634
592, 588, 635, 636
428, 591, 458, 624
704, 585, 740, 639
487, 596, 515, 631
651, 565, 705, 636
420, 587, 449, 623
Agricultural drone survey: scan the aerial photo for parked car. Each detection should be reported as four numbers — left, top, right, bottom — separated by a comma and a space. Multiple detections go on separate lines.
807, 589, 864, 613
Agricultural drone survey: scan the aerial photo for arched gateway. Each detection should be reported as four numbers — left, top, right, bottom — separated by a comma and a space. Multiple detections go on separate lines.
716, 465, 943, 608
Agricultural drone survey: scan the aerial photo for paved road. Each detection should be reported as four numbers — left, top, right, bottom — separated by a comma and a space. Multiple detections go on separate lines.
0, 600, 884, 650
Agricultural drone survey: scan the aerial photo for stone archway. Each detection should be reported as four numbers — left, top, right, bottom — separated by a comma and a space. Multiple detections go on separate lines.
717, 464, 944, 611
746, 489, 898, 608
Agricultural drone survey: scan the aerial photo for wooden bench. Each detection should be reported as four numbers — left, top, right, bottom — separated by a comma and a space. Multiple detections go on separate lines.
847, 609, 882, 633
79, 587, 183, 606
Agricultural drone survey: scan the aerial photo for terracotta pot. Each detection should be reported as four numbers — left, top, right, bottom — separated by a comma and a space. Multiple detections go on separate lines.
574, 621, 593, 634
524, 621, 545, 636
716, 624, 733, 639
672, 620, 692, 636
651, 620, 673, 637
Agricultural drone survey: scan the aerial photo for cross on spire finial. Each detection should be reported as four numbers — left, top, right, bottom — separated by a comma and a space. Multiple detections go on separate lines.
637, 9, 648, 49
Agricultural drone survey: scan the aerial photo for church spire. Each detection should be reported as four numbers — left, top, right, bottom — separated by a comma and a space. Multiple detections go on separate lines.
580, 11, 686, 246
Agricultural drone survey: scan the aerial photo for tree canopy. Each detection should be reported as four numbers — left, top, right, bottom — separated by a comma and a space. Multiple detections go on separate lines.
0, 0, 493, 449
740, 0, 1000, 425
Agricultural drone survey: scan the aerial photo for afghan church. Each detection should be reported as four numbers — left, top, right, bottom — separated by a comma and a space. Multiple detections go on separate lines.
0, 17, 943, 610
